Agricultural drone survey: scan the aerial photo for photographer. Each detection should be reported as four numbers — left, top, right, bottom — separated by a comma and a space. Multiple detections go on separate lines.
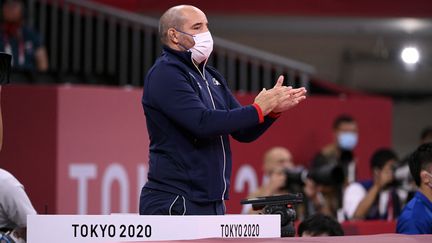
343, 148, 402, 220
251, 147, 294, 197
307, 114, 359, 219
285, 163, 345, 219
246, 147, 295, 214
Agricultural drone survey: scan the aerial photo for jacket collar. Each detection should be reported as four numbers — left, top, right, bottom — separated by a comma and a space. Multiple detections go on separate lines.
162, 45, 207, 76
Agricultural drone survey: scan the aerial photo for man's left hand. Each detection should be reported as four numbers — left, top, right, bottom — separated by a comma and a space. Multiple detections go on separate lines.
272, 87, 307, 113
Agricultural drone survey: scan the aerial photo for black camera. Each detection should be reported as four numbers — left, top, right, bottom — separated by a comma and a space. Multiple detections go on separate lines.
284, 163, 345, 188
241, 193, 303, 237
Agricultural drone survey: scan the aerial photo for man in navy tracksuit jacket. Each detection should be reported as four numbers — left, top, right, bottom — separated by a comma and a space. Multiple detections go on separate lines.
139, 5, 306, 215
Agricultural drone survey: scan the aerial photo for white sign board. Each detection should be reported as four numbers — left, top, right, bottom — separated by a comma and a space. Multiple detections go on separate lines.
27, 214, 280, 242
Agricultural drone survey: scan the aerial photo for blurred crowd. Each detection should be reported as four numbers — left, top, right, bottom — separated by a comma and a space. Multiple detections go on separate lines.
247, 114, 432, 233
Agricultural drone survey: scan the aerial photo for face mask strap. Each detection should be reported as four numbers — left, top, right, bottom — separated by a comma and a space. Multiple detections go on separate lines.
173, 28, 195, 51
174, 28, 194, 37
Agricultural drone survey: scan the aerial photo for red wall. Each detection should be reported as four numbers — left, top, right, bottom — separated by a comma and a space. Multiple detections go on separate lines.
0, 85, 392, 215
93, 0, 432, 17
0, 86, 58, 214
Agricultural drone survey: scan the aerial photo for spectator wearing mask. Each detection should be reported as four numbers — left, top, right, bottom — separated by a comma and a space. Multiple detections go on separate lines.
0, 0, 48, 72
309, 114, 359, 219
343, 148, 402, 220
397, 143, 432, 234
312, 114, 359, 183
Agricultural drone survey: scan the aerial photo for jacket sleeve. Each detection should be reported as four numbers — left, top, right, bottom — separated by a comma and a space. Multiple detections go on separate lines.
227, 91, 278, 143
145, 64, 261, 138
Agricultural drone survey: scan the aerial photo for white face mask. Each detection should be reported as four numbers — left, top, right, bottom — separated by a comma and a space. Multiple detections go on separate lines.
190, 31, 213, 63
176, 30, 214, 64
337, 131, 358, 150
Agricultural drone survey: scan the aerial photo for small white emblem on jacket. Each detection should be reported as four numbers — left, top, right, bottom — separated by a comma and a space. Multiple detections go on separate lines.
212, 78, 221, 86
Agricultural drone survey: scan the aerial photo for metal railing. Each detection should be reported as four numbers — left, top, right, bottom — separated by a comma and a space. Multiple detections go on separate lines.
26, 0, 315, 91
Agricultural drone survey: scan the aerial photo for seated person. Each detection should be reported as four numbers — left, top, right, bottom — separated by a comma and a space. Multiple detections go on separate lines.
246, 147, 294, 214
298, 213, 344, 237
343, 148, 401, 220
397, 143, 432, 234
250, 147, 295, 198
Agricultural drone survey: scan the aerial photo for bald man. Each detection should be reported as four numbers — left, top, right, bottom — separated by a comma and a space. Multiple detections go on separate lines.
139, 5, 306, 215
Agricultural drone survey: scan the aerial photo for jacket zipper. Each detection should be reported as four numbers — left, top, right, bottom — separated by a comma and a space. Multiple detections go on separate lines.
193, 59, 227, 202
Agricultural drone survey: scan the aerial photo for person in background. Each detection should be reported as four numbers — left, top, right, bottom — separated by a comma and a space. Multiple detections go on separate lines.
396, 143, 432, 234
309, 114, 359, 219
298, 213, 344, 237
245, 147, 295, 214
343, 148, 402, 220
0, 0, 48, 72
395, 126, 432, 205
250, 147, 295, 198
0, 86, 37, 242
312, 114, 359, 183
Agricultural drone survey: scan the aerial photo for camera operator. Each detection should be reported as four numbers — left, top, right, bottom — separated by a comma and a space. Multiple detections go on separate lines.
343, 148, 402, 220
246, 147, 295, 214
312, 114, 358, 183
285, 163, 345, 219
307, 114, 359, 219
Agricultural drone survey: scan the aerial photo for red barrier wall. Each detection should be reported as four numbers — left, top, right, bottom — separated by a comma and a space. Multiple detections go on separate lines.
0, 85, 392, 216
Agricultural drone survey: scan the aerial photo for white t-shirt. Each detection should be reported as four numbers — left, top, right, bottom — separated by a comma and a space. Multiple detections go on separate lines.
343, 182, 366, 219
343, 181, 391, 220
0, 168, 37, 229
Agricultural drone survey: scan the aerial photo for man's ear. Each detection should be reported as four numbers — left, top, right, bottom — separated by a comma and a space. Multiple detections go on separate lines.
168, 28, 179, 44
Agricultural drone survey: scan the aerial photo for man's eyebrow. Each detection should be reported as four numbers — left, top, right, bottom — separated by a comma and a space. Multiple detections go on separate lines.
191, 22, 203, 28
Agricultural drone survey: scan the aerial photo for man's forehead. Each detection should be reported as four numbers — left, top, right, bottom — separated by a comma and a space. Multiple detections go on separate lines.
181, 7, 208, 24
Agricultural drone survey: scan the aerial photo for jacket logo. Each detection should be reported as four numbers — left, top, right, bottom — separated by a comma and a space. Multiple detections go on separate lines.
212, 78, 221, 86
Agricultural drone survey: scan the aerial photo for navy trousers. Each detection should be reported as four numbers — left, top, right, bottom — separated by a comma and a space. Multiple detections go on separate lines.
139, 187, 225, 215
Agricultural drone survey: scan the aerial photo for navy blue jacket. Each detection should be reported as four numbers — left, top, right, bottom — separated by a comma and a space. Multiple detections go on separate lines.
142, 46, 278, 202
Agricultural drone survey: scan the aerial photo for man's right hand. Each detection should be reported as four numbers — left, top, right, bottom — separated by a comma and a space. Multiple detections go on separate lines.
375, 169, 394, 189
253, 76, 287, 116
